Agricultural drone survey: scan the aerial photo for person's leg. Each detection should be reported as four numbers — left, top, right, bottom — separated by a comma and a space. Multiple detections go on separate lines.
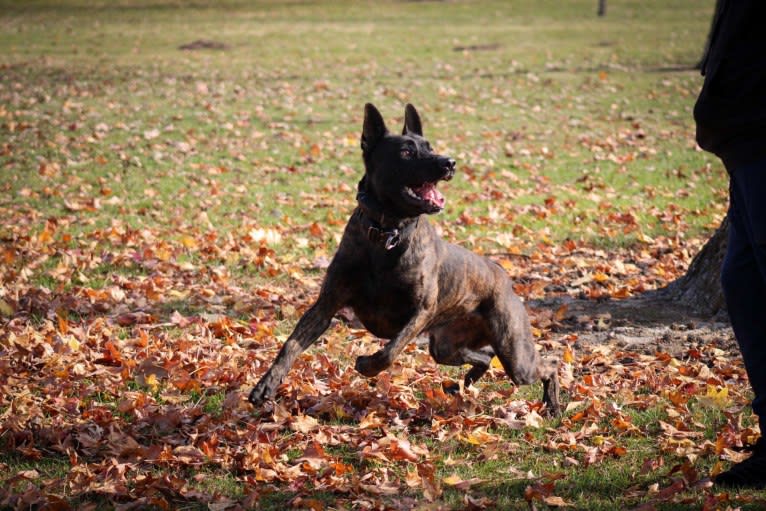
717, 159, 766, 488
724, 161, 766, 425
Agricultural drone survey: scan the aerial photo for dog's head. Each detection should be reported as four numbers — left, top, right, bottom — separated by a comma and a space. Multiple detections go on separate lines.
358, 103, 455, 218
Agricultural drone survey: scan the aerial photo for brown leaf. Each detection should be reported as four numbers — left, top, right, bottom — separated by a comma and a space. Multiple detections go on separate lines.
543, 495, 572, 507
173, 445, 207, 464
418, 461, 442, 501
290, 414, 319, 434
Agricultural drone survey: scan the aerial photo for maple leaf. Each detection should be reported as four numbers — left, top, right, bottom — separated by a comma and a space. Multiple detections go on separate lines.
696, 385, 730, 409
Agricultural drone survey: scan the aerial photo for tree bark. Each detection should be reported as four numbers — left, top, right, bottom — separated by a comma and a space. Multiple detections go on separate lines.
658, 216, 728, 316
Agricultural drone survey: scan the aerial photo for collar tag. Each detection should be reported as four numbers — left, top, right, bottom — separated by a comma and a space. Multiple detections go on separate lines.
384, 231, 401, 250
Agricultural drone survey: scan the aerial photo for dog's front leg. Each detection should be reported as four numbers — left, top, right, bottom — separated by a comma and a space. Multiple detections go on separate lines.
249, 297, 339, 406
355, 312, 431, 377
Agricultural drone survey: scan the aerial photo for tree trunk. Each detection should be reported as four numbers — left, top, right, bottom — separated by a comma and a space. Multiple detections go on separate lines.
658, 216, 728, 316
597, 0, 606, 17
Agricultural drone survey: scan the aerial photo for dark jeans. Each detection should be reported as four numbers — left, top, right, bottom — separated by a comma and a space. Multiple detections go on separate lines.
721, 158, 766, 429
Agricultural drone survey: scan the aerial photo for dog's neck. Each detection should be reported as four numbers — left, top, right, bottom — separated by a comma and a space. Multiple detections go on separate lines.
355, 189, 419, 250
356, 189, 419, 227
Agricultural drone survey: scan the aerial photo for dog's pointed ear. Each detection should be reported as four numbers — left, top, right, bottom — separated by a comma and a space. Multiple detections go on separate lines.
402, 103, 423, 136
361, 103, 387, 153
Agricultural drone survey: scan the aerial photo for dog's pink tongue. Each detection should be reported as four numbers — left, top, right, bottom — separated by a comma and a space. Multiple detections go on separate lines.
413, 182, 445, 208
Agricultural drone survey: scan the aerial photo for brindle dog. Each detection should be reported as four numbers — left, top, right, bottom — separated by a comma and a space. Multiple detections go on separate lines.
249, 104, 560, 415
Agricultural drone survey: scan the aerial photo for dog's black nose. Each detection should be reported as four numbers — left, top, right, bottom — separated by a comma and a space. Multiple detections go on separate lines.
439, 158, 456, 170
441, 158, 456, 180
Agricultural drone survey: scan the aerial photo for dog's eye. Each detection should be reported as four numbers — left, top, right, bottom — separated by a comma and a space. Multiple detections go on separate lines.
400, 147, 414, 159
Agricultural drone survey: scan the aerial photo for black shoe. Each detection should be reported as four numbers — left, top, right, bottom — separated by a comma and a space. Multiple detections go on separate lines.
714, 438, 766, 489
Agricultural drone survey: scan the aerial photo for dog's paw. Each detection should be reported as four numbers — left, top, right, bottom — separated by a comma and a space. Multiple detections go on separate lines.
248, 381, 275, 406
542, 400, 562, 418
355, 353, 387, 377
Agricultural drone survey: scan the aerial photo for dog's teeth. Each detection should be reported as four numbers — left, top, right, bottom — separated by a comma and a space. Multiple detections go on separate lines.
405, 187, 419, 199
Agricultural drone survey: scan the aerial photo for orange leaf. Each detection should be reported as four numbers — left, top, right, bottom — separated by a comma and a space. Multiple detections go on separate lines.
180, 235, 198, 249
593, 272, 609, 283
309, 222, 324, 238
553, 304, 569, 321
562, 346, 574, 364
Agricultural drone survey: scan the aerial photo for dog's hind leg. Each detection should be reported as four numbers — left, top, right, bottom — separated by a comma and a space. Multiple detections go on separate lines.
539, 357, 561, 417
491, 330, 560, 416
428, 322, 494, 389
485, 288, 562, 416
462, 347, 494, 388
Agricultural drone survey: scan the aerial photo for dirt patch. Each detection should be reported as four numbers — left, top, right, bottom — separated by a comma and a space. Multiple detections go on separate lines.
453, 43, 501, 52
178, 40, 229, 51
532, 294, 736, 357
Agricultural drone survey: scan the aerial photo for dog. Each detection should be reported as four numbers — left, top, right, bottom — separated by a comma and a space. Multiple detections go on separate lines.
249, 103, 560, 416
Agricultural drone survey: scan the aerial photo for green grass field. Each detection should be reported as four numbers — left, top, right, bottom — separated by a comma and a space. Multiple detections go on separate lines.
4, 1, 761, 510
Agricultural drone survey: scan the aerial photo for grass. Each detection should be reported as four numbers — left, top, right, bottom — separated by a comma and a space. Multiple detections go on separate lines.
2, 1, 723, 245
2, 1, 756, 510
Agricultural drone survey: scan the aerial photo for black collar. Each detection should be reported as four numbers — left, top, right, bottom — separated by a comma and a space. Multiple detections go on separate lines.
356, 191, 417, 250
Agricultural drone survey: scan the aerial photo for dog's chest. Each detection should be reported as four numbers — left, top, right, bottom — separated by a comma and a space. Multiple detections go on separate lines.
347, 251, 429, 339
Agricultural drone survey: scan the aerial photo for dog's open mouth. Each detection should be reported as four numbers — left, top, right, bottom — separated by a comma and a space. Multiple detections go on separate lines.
404, 181, 445, 209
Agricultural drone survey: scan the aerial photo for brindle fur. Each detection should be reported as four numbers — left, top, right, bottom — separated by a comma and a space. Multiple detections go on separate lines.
249, 103, 560, 415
